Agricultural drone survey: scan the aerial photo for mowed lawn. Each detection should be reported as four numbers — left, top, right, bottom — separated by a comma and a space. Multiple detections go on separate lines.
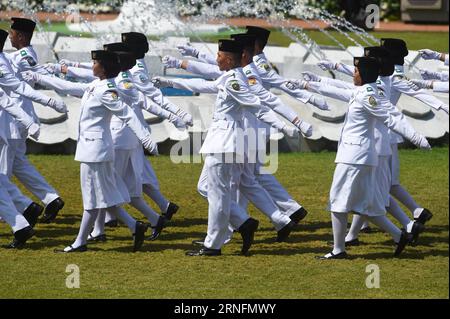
0, 147, 448, 299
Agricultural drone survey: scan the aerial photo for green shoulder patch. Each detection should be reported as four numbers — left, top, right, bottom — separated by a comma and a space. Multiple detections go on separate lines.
262, 63, 271, 71
376, 79, 381, 85
137, 62, 144, 68
20, 50, 27, 57
0, 70, 3, 78
368, 96, 377, 107
122, 72, 128, 78
107, 82, 115, 89
245, 69, 252, 75
230, 80, 240, 91
366, 87, 373, 92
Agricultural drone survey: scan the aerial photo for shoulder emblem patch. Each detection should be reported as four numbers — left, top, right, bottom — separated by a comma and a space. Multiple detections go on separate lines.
137, 62, 144, 68
110, 91, 119, 100
245, 70, 252, 75
20, 50, 27, 57
230, 80, 240, 91
0, 70, 3, 78
107, 82, 115, 88
25, 56, 36, 66
122, 72, 128, 78
123, 81, 133, 89
369, 96, 377, 107
366, 87, 373, 92
139, 74, 147, 83
262, 63, 271, 71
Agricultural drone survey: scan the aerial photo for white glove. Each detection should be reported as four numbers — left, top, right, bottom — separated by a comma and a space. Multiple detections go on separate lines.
22, 71, 41, 86
294, 80, 308, 90
302, 71, 321, 82
47, 98, 68, 113
177, 44, 199, 58
420, 69, 441, 80
162, 55, 182, 69
317, 60, 336, 71
411, 133, 431, 150
440, 104, 449, 114
410, 79, 433, 90
59, 59, 79, 67
293, 119, 313, 137
281, 125, 300, 139
419, 49, 441, 61
308, 95, 329, 111
179, 111, 193, 127
142, 136, 159, 155
27, 122, 40, 140
43, 63, 62, 75
406, 80, 420, 91
151, 76, 174, 89
168, 113, 187, 129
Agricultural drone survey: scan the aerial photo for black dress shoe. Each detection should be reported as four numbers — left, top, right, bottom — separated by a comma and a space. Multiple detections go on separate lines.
41, 197, 65, 224
290, 207, 308, 224
238, 218, 259, 255
315, 251, 348, 260
105, 219, 119, 228
164, 202, 179, 221
360, 226, 373, 233
394, 230, 412, 257
410, 221, 425, 246
2, 226, 35, 249
147, 216, 167, 241
87, 233, 107, 242
276, 221, 296, 242
185, 247, 221, 256
415, 208, 433, 225
192, 239, 205, 246
22, 202, 44, 227
133, 221, 148, 252
54, 244, 88, 253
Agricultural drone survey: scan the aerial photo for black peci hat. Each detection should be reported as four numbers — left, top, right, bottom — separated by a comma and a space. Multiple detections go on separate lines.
116, 51, 136, 71
354, 56, 380, 84
103, 42, 131, 53
245, 26, 270, 45
121, 32, 149, 58
364, 46, 395, 76
380, 38, 408, 57
230, 33, 257, 49
380, 38, 408, 65
91, 50, 119, 63
218, 39, 243, 54
11, 17, 36, 33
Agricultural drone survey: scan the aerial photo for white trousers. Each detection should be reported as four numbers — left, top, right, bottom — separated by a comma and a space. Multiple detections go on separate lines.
203, 155, 235, 250
198, 161, 295, 230
6, 139, 59, 205
0, 176, 30, 232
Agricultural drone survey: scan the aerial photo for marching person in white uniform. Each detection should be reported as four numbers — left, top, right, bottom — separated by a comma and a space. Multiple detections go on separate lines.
310, 57, 431, 259
26, 50, 158, 252
161, 33, 311, 236
296, 46, 430, 246
87, 43, 171, 242
316, 38, 445, 228
55, 33, 184, 225
1, 28, 68, 224
154, 39, 306, 248
164, 39, 293, 256
0, 87, 41, 248
4, 18, 66, 224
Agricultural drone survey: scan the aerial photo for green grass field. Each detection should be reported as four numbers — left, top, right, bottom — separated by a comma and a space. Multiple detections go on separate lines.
0, 147, 448, 299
